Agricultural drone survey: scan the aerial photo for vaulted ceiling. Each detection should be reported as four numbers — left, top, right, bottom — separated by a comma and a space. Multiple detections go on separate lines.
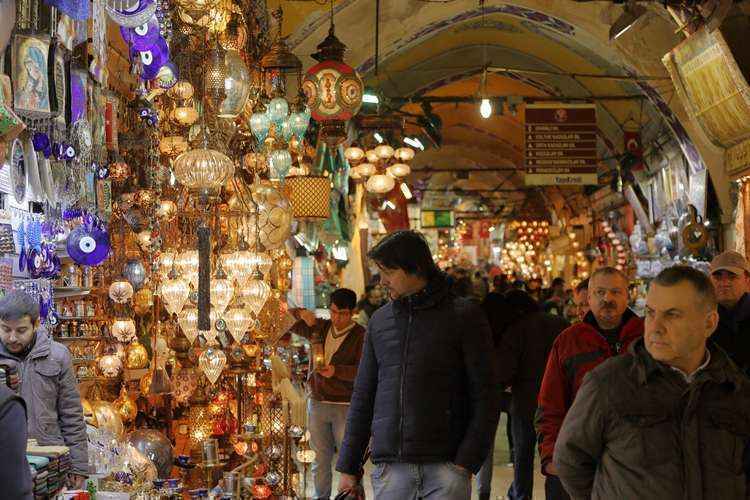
284, 0, 687, 221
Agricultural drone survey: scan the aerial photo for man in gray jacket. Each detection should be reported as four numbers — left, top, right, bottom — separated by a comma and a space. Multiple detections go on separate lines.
0, 291, 88, 487
555, 266, 750, 499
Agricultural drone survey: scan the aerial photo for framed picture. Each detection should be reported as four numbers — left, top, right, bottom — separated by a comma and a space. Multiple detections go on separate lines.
11, 35, 51, 117
48, 42, 69, 126
68, 68, 87, 124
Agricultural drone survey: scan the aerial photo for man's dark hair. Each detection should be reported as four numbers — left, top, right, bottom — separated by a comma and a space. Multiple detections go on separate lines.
575, 278, 589, 293
368, 230, 439, 279
551, 277, 565, 288
652, 265, 717, 310
330, 288, 357, 310
0, 291, 40, 322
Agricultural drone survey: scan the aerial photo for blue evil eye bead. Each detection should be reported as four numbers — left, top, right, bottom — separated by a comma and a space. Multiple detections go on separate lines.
139, 108, 150, 119
120, 15, 160, 50
47, 310, 59, 326
96, 164, 109, 179
53, 142, 65, 160
138, 37, 169, 81
64, 144, 77, 160
32, 132, 50, 152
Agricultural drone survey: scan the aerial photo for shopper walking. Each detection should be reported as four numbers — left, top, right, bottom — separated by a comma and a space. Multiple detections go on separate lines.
289, 288, 365, 500
708, 250, 750, 374
0, 291, 88, 487
555, 266, 750, 499
336, 230, 498, 500
536, 267, 643, 500
497, 290, 569, 500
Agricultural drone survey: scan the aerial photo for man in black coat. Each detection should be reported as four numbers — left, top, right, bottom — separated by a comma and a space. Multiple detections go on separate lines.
709, 250, 750, 374
336, 230, 498, 500
0, 372, 33, 499
496, 291, 569, 500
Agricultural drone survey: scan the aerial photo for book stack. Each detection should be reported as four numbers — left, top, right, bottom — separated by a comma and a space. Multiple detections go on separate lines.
26, 455, 49, 498
26, 444, 71, 496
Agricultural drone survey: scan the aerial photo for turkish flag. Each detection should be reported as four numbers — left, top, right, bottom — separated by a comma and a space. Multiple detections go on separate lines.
624, 131, 644, 171
378, 187, 410, 232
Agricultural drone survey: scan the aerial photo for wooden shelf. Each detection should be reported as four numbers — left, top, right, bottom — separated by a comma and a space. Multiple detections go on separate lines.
76, 376, 119, 383
53, 287, 91, 298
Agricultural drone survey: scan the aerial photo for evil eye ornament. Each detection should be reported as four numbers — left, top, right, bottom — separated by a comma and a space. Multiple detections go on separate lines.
64, 144, 77, 160
135, 36, 169, 81
96, 163, 109, 179
120, 15, 160, 50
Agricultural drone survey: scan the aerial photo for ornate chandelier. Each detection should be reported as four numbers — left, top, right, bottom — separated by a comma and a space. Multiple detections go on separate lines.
346, 143, 415, 194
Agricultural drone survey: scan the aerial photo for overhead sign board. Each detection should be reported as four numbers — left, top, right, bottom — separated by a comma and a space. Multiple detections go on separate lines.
524, 103, 599, 186
420, 210, 454, 228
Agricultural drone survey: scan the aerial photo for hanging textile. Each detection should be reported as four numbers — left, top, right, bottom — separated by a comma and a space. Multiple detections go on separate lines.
341, 184, 366, 297
290, 256, 315, 310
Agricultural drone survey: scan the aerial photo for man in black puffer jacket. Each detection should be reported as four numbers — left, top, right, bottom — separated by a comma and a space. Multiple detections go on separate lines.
336, 230, 498, 500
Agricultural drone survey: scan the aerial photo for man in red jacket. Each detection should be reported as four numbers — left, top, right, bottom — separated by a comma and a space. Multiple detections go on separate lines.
535, 267, 643, 500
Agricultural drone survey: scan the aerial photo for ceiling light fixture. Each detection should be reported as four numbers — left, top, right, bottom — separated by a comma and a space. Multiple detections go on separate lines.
362, 93, 380, 104
374, 132, 384, 143
480, 98, 492, 119
400, 183, 412, 200
404, 137, 424, 150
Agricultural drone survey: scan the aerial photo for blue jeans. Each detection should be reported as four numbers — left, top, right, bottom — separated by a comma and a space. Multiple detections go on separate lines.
476, 425, 498, 497
307, 399, 349, 499
544, 474, 571, 500
371, 462, 471, 500
507, 415, 536, 500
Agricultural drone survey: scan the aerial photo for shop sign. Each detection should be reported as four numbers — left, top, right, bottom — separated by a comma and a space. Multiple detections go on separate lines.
524, 103, 599, 186
420, 209, 454, 228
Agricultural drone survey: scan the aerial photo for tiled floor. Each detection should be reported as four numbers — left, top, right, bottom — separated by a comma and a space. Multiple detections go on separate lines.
303, 414, 546, 499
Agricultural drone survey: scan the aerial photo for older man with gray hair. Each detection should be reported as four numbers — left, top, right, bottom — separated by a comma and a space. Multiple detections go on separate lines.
0, 291, 88, 487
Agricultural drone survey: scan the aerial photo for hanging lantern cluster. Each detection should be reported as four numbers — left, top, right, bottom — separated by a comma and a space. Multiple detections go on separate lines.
345, 144, 415, 194
510, 220, 550, 249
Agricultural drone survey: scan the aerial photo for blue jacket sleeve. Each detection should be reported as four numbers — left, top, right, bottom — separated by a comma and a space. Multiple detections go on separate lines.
336, 328, 378, 475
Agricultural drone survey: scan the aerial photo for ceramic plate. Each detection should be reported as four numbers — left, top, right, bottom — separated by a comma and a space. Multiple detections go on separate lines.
10, 138, 25, 204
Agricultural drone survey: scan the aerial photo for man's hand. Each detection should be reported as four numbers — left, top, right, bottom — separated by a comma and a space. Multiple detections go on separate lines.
318, 365, 335, 378
451, 463, 472, 476
544, 462, 558, 475
299, 309, 317, 327
338, 473, 358, 493
67, 474, 87, 489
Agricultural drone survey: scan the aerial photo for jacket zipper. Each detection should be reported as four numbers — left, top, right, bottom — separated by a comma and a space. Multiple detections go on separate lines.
398, 299, 413, 459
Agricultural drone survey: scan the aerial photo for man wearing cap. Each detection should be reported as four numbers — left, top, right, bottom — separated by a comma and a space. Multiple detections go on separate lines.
709, 250, 750, 374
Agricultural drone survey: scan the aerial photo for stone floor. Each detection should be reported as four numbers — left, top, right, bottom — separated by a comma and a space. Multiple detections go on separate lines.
302, 414, 546, 499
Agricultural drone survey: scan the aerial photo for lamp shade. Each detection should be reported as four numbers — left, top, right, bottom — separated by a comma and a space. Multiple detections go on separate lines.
218, 50, 251, 119
171, 106, 199, 126
173, 148, 234, 192
387, 163, 411, 178
344, 147, 364, 162
366, 174, 395, 194
283, 176, 331, 220
394, 147, 415, 161
357, 163, 376, 177
375, 144, 394, 159
302, 59, 363, 121
159, 136, 188, 157
160, 276, 190, 315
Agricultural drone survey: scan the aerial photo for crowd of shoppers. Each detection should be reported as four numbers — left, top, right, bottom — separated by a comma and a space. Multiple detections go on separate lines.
2, 228, 749, 500
302, 233, 750, 500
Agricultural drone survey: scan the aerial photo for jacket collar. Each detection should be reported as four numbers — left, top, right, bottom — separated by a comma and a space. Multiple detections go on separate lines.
0, 329, 51, 361
393, 272, 452, 311
718, 292, 750, 325
583, 308, 639, 337
632, 337, 744, 389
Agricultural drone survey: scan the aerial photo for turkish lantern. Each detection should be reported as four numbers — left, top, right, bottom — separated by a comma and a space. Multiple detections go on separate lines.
301, 25, 363, 122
